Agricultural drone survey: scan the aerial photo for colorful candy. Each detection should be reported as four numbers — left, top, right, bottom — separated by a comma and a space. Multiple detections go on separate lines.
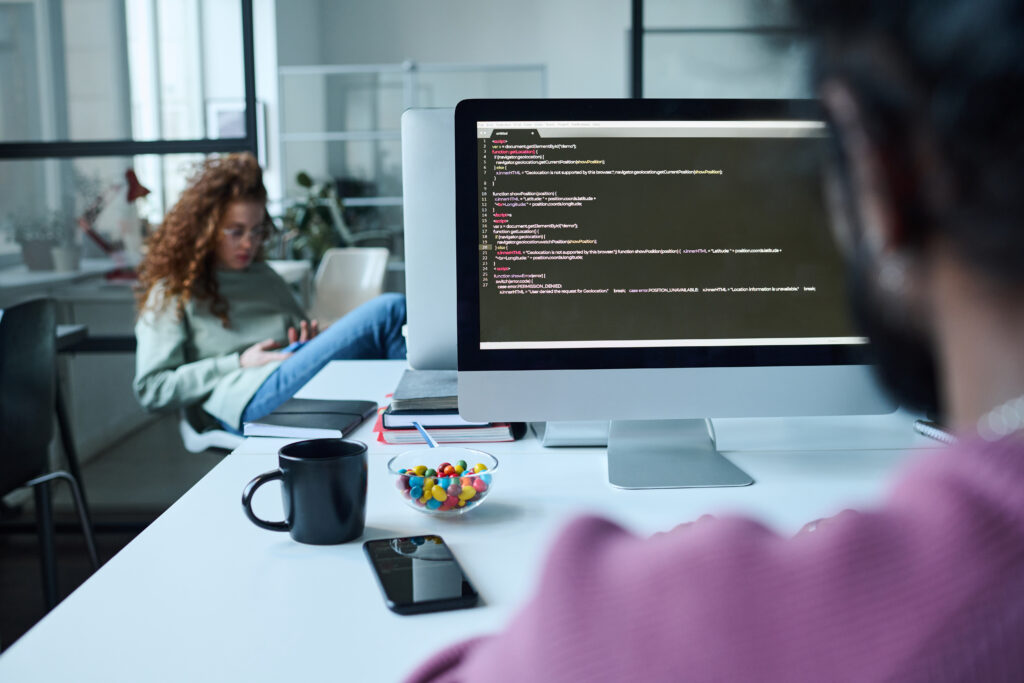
394, 460, 494, 514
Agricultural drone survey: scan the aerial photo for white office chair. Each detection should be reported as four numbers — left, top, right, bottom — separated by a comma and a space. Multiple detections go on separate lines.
178, 407, 244, 453
309, 247, 390, 327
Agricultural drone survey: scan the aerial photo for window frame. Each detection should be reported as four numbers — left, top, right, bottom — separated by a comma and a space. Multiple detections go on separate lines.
0, 0, 258, 161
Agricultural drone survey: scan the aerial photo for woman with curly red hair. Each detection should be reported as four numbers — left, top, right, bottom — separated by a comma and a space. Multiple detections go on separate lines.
133, 153, 405, 432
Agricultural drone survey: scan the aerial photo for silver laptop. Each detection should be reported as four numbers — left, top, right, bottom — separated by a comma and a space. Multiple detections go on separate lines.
401, 108, 458, 370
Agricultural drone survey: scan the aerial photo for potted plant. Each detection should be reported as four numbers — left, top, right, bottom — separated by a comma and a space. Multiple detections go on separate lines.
273, 172, 345, 268
49, 211, 81, 272
272, 172, 394, 268
13, 215, 59, 271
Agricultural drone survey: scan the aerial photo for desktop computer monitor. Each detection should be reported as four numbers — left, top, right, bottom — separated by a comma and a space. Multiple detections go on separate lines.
454, 98, 895, 489
401, 107, 458, 370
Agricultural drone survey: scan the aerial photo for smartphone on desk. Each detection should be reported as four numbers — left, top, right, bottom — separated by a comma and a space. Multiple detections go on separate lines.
364, 535, 479, 615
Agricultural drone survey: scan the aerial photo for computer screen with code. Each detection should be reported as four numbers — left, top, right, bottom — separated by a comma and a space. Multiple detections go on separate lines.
473, 120, 864, 351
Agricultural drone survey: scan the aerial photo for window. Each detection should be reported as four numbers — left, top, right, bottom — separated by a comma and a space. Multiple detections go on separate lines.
0, 0, 258, 265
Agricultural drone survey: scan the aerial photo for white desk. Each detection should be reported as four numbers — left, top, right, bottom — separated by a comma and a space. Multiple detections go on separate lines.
0, 361, 934, 682
0, 257, 139, 306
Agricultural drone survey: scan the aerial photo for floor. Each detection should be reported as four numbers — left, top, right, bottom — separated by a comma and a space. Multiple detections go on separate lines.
0, 414, 224, 652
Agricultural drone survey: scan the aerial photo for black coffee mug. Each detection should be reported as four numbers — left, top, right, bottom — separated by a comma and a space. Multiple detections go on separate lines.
242, 439, 367, 545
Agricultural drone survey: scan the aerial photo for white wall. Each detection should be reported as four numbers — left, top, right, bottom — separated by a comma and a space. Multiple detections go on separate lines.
275, 0, 323, 66
317, 0, 631, 98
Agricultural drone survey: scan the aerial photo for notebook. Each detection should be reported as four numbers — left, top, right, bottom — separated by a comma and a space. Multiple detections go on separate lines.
390, 369, 458, 412
243, 398, 378, 439
381, 406, 488, 429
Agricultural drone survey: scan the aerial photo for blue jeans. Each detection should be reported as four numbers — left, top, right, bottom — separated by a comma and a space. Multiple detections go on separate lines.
231, 293, 406, 430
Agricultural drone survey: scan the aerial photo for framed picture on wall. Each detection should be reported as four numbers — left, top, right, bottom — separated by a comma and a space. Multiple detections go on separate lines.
206, 99, 267, 166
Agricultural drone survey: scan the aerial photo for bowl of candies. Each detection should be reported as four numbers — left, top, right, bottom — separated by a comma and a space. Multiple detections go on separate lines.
387, 447, 498, 516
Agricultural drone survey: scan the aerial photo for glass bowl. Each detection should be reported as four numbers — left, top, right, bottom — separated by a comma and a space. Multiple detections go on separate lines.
387, 447, 498, 517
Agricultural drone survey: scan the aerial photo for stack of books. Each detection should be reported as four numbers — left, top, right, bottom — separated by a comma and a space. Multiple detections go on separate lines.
375, 369, 522, 444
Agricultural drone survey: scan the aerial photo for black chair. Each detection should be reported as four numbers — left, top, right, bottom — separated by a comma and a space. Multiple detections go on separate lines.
0, 298, 98, 609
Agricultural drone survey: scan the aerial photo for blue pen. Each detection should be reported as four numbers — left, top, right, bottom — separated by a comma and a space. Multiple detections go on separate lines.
412, 421, 439, 448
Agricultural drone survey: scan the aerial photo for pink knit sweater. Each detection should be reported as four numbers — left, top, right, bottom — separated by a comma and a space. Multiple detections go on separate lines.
407, 435, 1024, 682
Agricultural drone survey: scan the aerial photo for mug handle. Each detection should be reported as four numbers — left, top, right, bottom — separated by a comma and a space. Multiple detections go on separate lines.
242, 470, 290, 532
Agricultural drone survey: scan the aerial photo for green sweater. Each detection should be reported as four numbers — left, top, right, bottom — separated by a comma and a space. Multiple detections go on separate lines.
133, 262, 307, 429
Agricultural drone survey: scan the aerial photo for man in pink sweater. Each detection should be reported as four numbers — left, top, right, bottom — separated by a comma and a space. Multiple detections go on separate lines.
409, 0, 1024, 680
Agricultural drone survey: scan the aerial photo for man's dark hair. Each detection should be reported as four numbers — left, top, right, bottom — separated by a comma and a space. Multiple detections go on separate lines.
793, 0, 1024, 284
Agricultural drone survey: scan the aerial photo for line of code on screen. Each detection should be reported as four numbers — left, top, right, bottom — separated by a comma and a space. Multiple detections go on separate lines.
475, 121, 862, 350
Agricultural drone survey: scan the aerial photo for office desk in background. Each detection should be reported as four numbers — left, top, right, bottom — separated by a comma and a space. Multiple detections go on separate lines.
0, 257, 308, 464
0, 360, 935, 682
0, 258, 128, 305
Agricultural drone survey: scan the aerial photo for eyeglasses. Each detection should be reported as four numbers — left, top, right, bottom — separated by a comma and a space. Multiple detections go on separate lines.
222, 226, 270, 243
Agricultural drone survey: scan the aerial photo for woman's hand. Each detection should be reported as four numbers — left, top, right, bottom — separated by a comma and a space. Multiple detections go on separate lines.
287, 319, 320, 345
240, 320, 319, 368
240, 338, 292, 368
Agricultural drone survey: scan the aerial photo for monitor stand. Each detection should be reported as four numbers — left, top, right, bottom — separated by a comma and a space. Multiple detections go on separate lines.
607, 419, 754, 489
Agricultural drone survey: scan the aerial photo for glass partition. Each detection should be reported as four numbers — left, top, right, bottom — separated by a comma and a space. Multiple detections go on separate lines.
281, 71, 406, 134
0, 0, 247, 144
277, 62, 546, 245
0, 153, 207, 267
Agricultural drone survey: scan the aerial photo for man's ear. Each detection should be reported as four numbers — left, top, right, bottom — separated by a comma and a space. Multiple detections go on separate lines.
820, 80, 908, 259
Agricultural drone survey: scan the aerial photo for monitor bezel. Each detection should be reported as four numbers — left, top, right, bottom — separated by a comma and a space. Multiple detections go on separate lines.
455, 98, 868, 373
